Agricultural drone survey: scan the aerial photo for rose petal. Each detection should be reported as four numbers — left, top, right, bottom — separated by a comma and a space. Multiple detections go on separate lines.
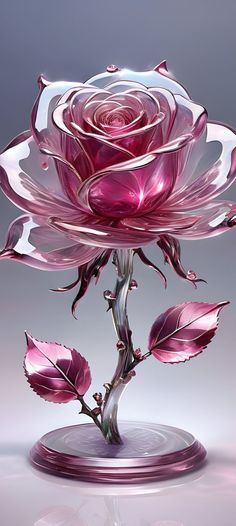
78, 152, 178, 218
122, 212, 200, 233
49, 218, 158, 249
53, 102, 135, 173
166, 122, 236, 209
123, 201, 236, 239
103, 89, 164, 155
145, 94, 207, 155
168, 94, 207, 144
0, 134, 79, 216
85, 64, 190, 98
175, 201, 236, 239
0, 215, 103, 270
31, 79, 93, 182
31, 77, 82, 147
148, 88, 177, 143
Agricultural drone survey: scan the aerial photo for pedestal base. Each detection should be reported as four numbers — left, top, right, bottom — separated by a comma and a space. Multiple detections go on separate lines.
30, 422, 206, 483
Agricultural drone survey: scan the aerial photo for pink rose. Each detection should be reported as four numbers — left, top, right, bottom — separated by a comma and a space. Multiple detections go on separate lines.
0, 61, 236, 292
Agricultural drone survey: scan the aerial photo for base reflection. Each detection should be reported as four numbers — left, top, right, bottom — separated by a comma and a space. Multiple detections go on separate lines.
0, 447, 236, 526
35, 505, 184, 526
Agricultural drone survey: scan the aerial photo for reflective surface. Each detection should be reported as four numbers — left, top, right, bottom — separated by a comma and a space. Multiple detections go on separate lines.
30, 422, 206, 482
0, 445, 235, 526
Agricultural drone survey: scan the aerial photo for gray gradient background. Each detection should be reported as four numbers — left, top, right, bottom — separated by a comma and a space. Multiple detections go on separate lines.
0, 2, 236, 524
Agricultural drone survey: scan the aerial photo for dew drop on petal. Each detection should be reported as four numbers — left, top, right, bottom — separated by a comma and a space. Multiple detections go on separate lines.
187, 270, 197, 280
106, 64, 119, 73
41, 161, 48, 171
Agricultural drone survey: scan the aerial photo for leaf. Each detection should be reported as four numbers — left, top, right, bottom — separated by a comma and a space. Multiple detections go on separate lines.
148, 301, 229, 363
24, 333, 91, 402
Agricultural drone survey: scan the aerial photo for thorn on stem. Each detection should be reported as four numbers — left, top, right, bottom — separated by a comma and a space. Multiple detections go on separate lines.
116, 340, 126, 351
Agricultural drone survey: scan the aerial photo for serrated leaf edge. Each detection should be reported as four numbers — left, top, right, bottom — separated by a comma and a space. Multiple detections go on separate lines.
150, 300, 229, 364
23, 332, 91, 402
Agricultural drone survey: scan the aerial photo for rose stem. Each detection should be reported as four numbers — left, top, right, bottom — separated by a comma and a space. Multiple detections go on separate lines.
78, 396, 104, 432
101, 249, 135, 444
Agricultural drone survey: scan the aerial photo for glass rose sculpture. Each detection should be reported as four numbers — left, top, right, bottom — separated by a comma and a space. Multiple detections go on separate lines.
0, 61, 235, 446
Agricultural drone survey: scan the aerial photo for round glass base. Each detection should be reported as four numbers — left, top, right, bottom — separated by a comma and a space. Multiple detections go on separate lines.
30, 422, 206, 483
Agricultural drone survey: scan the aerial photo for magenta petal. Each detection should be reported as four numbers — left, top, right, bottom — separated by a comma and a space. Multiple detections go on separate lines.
53, 102, 134, 173
167, 94, 207, 145
149, 301, 228, 363
78, 153, 178, 219
31, 78, 82, 147
0, 134, 78, 216
85, 66, 190, 98
49, 218, 158, 249
175, 201, 236, 239
168, 122, 236, 209
148, 88, 177, 144
24, 333, 91, 401
146, 94, 207, 155
0, 215, 103, 270
32, 80, 93, 183
122, 211, 199, 234
123, 201, 236, 239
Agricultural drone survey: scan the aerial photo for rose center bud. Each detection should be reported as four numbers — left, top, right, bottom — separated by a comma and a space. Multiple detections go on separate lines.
99, 107, 135, 135
107, 112, 126, 127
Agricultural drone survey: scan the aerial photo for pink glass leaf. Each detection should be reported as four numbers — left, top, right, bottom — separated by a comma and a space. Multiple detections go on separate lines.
24, 333, 91, 402
148, 301, 229, 363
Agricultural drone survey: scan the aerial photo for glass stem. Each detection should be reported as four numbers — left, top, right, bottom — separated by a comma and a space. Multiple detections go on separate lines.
101, 249, 135, 444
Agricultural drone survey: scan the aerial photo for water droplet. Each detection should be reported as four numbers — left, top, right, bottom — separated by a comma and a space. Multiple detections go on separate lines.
106, 64, 119, 73
41, 161, 48, 171
130, 279, 138, 290
187, 270, 197, 280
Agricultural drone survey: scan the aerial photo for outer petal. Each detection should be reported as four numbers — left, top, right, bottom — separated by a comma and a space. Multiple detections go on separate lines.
78, 152, 178, 218
167, 122, 236, 209
85, 63, 190, 98
122, 212, 200, 234
49, 218, 158, 249
31, 78, 93, 182
31, 76, 82, 147
141, 91, 207, 156
0, 215, 103, 270
175, 201, 236, 239
147, 87, 177, 144
123, 201, 236, 239
0, 133, 79, 216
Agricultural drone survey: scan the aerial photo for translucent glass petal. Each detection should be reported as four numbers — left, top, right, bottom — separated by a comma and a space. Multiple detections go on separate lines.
0, 134, 78, 216
167, 122, 236, 209
123, 201, 236, 239
0, 215, 103, 270
85, 66, 190, 98
32, 78, 82, 142
49, 218, 158, 249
